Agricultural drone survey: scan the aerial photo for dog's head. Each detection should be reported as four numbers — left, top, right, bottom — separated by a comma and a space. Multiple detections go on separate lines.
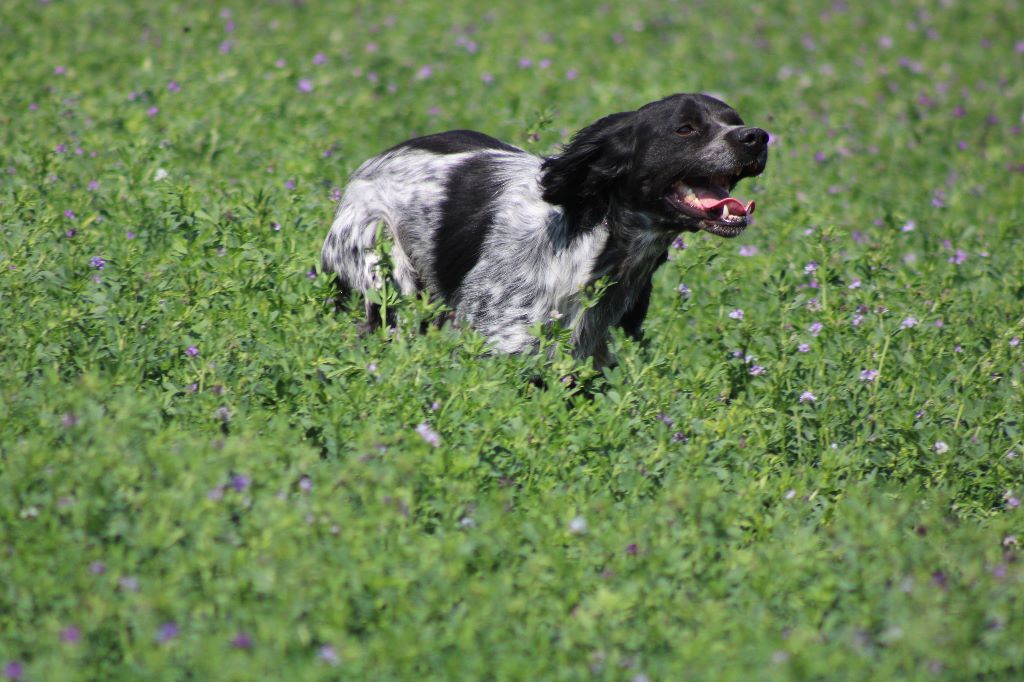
541, 93, 768, 237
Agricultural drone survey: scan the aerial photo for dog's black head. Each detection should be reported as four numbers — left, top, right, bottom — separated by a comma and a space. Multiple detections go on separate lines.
541, 93, 768, 237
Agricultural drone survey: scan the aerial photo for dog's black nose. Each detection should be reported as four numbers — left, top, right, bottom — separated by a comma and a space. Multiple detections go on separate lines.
736, 127, 769, 148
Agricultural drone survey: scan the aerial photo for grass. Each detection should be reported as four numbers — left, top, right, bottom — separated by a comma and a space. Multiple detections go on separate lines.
1, 0, 1023, 679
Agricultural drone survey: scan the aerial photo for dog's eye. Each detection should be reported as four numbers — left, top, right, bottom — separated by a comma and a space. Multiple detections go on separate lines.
676, 124, 698, 137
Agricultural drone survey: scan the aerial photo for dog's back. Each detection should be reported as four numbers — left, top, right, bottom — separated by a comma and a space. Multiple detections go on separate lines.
321, 131, 606, 351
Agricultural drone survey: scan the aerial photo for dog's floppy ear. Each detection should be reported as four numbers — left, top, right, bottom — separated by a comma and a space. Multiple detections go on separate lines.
540, 111, 636, 224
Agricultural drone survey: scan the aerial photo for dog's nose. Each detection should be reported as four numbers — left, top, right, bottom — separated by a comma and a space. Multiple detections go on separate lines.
737, 127, 769, 148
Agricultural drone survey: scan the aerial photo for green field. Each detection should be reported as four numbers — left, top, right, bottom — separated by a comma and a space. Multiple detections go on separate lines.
2, 0, 1023, 679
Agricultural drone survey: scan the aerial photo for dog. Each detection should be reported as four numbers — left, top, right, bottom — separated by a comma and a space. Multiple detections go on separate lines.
321, 93, 768, 367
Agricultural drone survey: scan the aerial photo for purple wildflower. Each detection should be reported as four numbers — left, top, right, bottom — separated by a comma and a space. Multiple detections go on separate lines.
207, 486, 224, 501
799, 391, 816, 403
656, 413, 674, 427
64, 209, 76, 220
167, 80, 181, 92
3, 662, 23, 681
299, 475, 312, 492
900, 316, 918, 329
809, 321, 823, 336
797, 343, 810, 353
313, 52, 327, 65
297, 78, 313, 93
852, 313, 864, 327
284, 178, 296, 190
728, 308, 744, 320
671, 236, 686, 249
232, 632, 254, 650
517, 57, 533, 68
186, 345, 199, 357
415, 65, 433, 80
738, 244, 758, 256
538, 58, 551, 69
848, 277, 861, 289
901, 220, 916, 232
948, 249, 968, 265
60, 625, 81, 644
934, 441, 949, 454
90, 255, 105, 270
1010, 337, 1020, 347
118, 575, 140, 592
156, 622, 179, 644
89, 561, 106, 575
54, 65, 65, 75
672, 431, 688, 443
88, 180, 100, 191
307, 267, 317, 279
147, 106, 159, 117
318, 645, 340, 666
749, 365, 766, 376
230, 474, 250, 492
416, 422, 441, 447
677, 283, 691, 299
860, 369, 879, 382
55, 143, 67, 153
565, 68, 578, 80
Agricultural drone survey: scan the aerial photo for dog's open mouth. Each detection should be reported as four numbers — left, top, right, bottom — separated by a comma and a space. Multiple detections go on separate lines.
666, 176, 755, 237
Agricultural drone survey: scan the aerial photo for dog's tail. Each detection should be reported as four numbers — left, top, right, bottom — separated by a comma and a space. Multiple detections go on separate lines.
321, 190, 387, 296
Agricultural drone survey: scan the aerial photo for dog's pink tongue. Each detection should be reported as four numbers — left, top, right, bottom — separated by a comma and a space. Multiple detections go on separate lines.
694, 187, 755, 216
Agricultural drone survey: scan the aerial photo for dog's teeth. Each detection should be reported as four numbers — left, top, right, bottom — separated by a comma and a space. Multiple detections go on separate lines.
721, 204, 731, 220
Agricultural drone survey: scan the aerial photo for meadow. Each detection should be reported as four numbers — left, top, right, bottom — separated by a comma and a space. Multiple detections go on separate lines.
1, 0, 1023, 679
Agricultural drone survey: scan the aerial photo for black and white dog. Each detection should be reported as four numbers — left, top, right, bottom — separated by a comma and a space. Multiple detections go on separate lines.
322, 93, 768, 366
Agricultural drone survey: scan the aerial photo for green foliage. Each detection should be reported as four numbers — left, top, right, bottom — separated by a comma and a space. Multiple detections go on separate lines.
1, 0, 1022, 679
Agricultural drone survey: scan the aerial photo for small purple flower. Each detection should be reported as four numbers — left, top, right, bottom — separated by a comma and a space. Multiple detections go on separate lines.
230, 474, 250, 492
934, 441, 949, 454
931, 189, 946, 208
848, 278, 861, 289
275, 58, 287, 68
860, 369, 879, 382
3, 661, 23, 681
1010, 337, 1020, 347
517, 57, 533, 68
54, 65, 66, 75
299, 475, 312, 492
186, 345, 199, 357
809, 321, 823, 336
901, 220, 916, 232
297, 78, 313, 93
207, 486, 224, 501
481, 72, 494, 84
656, 412, 674, 427
313, 52, 327, 65
167, 80, 181, 92
814, 151, 827, 163
728, 308, 744, 320
88, 180, 100, 191
330, 187, 342, 201
89, 561, 106, 575
307, 267, 317, 279
538, 58, 551, 69
677, 283, 691, 299
90, 255, 106, 270
1005, 492, 1021, 509
738, 244, 758, 256
672, 431, 688, 443
55, 143, 67, 153
565, 68, 578, 80
797, 343, 810, 353
147, 106, 159, 117
318, 645, 340, 666
900, 316, 918, 329
156, 622, 179, 644
231, 632, 254, 650
852, 313, 864, 327
948, 249, 968, 265
118, 575, 140, 592
749, 365, 766, 376
415, 65, 434, 80
799, 391, 816, 403
626, 543, 639, 555
216, 406, 231, 422
416, 422, 441, 447
64, 209, 76, 220
671, 236, 686, 249
60, 625, 81, 644
219, 40, 233, 54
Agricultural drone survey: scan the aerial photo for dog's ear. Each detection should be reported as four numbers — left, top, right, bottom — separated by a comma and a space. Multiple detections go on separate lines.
540, 111, 636, 223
